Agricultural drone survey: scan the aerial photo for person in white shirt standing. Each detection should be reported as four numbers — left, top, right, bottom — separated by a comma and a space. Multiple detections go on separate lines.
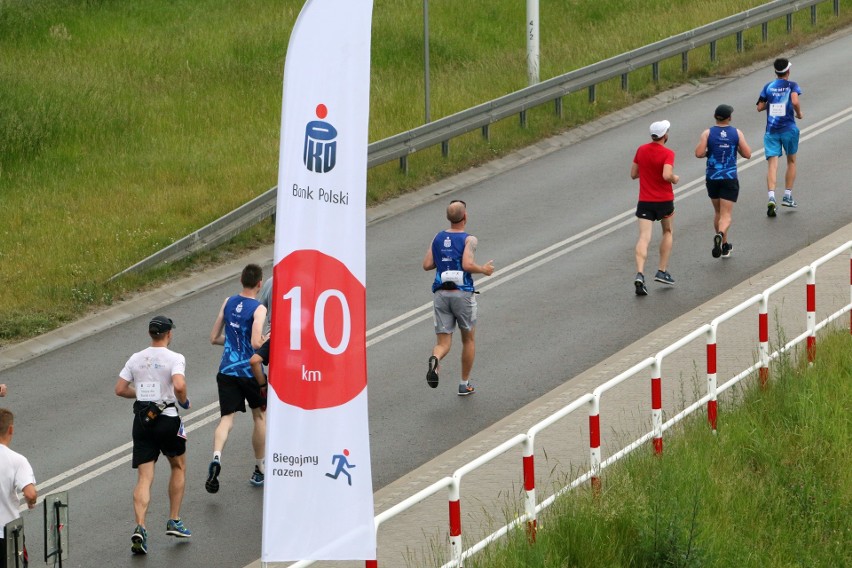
0, 408, 37, 568
115, 315, 191, 555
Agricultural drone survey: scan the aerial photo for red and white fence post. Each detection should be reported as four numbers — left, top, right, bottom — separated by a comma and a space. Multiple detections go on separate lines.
806, 267, 817, 363
706, 325, 718, 432
758, 294, 770, 387
448, 478, 463, 564
650, 358, 663, 455
366, 560, 377, 567
522, 437, 537, 541
588, 394, 602, 493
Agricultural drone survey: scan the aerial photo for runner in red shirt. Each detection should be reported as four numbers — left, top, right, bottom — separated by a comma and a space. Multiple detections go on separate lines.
630, 120, 680, 296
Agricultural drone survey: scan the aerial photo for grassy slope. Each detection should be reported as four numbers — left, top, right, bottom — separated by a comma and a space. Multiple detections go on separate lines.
471, 330, 851, 567
1, 1, 850, 342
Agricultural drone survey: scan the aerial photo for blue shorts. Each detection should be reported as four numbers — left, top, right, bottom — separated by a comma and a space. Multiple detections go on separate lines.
764, 127, 799, 158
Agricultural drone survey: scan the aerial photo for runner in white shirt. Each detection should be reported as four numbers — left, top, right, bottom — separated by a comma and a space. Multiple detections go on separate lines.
115, 315, 191, 555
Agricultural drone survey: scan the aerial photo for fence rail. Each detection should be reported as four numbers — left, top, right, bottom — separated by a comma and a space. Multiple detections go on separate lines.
111, 0, 841, 280
284, 241, 851, 567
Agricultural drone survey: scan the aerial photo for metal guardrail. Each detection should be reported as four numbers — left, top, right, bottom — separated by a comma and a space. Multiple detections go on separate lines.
111, 0, 839, 280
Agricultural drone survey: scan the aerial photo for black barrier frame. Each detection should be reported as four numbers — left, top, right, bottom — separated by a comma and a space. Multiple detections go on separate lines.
43, 492, 69, 567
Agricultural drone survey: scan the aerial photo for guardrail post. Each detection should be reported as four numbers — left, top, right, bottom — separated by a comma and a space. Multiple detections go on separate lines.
621, 73, 628, 91
481, 124, 490, 141
810, 5, 817, 25
651, 358, 663, 455
807, 267, 816, 364
736, 31, 743, 53
709, 40, 717, 62
706, 325, 718, 432
835, 0, 840, 17
759, 294, 770, 387
441, 140, 449, 158
399, 155, 408, 174
520, 110, 527, 128
588, 84, 596, 104
554, 97, 563, 118
761, 21, 769, 42
681, 52, 688, 74
449, 478, 463, 565
588, 394, 602, 494
522, 437, 537, 542
786, 13, 793, 34
652, 62, 659, 83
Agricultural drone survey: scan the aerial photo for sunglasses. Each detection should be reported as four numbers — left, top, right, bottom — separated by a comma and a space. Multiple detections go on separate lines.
450, 199, 466, 207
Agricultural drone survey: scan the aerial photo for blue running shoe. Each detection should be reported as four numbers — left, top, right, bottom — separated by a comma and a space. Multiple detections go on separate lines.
458, 382, 475, 396
782, 194, 798, 208
654, 270, 675, 286
250, 466, 264, 487
131, 525, 148, 555
205, 459, 221, 494
426, 355, 439, 388
166, 518, 191, 538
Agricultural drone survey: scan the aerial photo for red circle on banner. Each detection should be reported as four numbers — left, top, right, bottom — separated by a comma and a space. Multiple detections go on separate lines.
316, 103, 328, 119
269, 250, 366, 410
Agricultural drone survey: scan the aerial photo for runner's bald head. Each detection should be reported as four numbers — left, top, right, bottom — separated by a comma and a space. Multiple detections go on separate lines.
447, 200, 466, 224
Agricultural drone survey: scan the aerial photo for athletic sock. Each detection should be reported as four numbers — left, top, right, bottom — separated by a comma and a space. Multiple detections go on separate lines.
784, 189, 793, 197
768, 190, 776, 200
213, 451, 222, 462
257, 459, 265, 474
460, 380, 469, 386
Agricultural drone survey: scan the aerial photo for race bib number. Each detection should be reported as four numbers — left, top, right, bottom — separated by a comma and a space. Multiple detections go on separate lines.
440, 270, 464, 286
137, 381, 161, 402
769, 103, 785, 117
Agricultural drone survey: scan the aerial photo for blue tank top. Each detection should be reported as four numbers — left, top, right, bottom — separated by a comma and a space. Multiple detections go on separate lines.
758, 78, 802, 133
705, 126, 740, 180
218, 295, 260, 377
430, 231, 475, 293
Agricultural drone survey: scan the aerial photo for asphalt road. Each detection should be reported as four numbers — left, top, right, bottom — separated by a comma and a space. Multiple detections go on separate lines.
2, 29, 851, 568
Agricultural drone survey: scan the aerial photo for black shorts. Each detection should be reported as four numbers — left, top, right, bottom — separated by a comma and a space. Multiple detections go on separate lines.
635, 200, 674, 221
255, 339, 271, 366
131, 413, 185, 468
706, 178, 739, 202
216, 372, 266, 416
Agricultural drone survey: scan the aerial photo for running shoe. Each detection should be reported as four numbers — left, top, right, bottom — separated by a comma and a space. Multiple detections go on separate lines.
782, 194, 798, 208
205, 459, 221, 494
131, 525, 148, 555
721, 243, 733, 258
654, 270, 675, 285
458, 382, 475, 396
166, 518, 191, 538
712, 232, 723, 258
250, 466, 264, 487
426, 355, 439, 388
767, 197, 777, 217
634, 273, 648, 296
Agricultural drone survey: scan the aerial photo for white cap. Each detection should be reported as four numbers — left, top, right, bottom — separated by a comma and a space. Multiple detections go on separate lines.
649, 120, 670, 138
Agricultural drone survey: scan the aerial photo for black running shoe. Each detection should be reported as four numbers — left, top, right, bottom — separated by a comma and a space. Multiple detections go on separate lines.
767, 198, 777, 217
721, 243, 733, 258
712, 232, 723, 258
426, 356, 439, 388
634, 273, 648, 296
205, 459, 221, 494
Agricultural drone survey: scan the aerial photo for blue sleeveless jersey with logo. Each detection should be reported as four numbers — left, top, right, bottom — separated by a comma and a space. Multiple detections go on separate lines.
759, 78, 802, 133
705, 125, 740, 180
218, 295, 260, 377
431, 231, 475, 293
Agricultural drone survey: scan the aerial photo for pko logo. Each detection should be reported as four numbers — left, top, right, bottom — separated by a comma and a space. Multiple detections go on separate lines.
303, 103, 337, 173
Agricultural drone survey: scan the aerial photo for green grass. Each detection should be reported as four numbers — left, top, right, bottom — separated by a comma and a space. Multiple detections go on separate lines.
468, 328, 852, 567
2, 0, 851, 343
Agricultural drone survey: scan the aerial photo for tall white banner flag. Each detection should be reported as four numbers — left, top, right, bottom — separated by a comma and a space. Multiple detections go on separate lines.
262, 0, 376, 561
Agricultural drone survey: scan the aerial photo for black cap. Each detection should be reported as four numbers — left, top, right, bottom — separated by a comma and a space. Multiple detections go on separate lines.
714, 104, 733, 120
149, 315, 176, 334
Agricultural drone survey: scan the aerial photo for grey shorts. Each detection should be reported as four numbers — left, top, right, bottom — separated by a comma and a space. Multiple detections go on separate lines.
433, 290, 477, 334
